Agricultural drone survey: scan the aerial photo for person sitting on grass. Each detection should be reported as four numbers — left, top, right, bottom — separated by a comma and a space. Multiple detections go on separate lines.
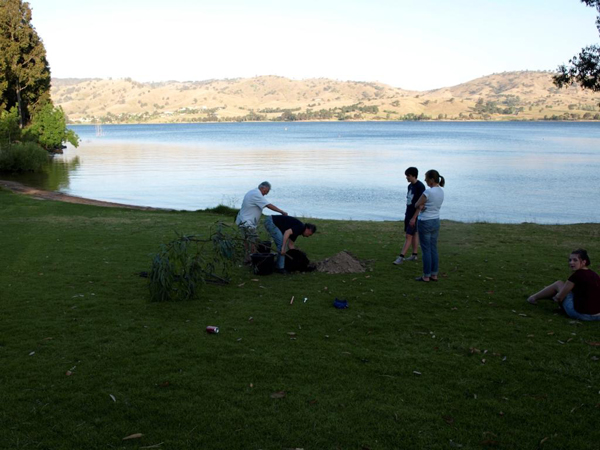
264, 215, 316, 275
527, 249, 600, 321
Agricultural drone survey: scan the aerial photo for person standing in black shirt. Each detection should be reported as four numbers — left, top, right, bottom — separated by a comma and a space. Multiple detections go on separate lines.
393, 167, 425, 265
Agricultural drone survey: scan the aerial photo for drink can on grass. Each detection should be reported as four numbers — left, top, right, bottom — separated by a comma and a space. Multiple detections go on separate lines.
206, 326, 219, 334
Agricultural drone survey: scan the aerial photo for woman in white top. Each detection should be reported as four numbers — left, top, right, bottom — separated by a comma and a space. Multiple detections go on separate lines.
414, 170, 445, 282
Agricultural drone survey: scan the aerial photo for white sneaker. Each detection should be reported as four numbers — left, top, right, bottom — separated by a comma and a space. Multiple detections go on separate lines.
405, 255, 418, 261
393, 256, 404, 265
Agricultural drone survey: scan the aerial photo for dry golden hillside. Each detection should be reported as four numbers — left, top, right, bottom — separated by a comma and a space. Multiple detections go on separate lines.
52, 71, 600, 123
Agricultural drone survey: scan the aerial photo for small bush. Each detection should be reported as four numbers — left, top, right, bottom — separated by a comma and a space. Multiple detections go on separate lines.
24, 103, 79, 150
0, 108, 21, 146
203, 204, 239, 217
148, 223, 246, 302
0, 142, 49, 173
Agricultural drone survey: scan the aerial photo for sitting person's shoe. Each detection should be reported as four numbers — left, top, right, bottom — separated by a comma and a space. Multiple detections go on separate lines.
405, 255, 418, 261
275, 268, 289, 275
393, 256, 404, 265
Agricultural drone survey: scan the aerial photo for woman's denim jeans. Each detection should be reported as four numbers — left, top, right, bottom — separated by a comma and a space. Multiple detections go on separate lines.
418, 218, 440, 278
263, 216, 284, 269
562, 292, 600, 321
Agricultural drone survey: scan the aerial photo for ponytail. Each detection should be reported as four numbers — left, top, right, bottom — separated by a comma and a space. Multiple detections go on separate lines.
425, 169, 445, 187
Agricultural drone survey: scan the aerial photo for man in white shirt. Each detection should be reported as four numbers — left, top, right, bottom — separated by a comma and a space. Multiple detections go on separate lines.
236, 182, 287, 259
236, 181, 287, 228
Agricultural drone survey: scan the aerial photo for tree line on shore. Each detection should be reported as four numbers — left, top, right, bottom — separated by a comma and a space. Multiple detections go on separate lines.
3, 0, 600, 162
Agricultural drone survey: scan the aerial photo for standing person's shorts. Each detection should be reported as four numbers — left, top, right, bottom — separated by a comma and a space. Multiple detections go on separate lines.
239, 224, 258, 243
404, 216, 417, 235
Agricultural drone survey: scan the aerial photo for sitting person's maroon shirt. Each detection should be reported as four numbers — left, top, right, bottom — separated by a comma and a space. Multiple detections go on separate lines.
568, 269, 600, 315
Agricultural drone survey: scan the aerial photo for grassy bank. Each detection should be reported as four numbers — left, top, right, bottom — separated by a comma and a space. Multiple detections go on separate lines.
1, 189, 599, 450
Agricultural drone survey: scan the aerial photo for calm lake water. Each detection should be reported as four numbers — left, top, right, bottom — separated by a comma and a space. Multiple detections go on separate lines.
6, 121, 600, 223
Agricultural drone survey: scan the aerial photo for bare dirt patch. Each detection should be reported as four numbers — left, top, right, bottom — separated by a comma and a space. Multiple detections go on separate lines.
0, 180, 167, 211
315, 251, 366, 274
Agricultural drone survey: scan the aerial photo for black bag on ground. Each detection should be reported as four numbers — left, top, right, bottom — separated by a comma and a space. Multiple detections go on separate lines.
251, 253, 275, 275
257, 240, 271, 253
284, 249, 315, 272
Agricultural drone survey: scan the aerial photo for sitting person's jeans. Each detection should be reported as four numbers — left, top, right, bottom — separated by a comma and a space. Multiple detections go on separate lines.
562, 292, 600, 321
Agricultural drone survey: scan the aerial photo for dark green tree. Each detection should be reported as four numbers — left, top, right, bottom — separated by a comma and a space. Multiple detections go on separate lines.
0, 0, 51, 127
554, 1, 600, 92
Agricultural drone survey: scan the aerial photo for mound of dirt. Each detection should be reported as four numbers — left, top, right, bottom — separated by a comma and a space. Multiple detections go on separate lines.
316, 251, 366, 274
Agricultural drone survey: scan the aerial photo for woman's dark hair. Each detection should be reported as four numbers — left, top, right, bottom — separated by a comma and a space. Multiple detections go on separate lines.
305, 223, 317, 234
571, 249, 591, 266
405, 167, 418, 177
425, 169, 445, 187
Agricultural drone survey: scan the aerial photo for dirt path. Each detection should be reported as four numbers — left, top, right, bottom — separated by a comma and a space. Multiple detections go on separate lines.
0, 179, 168, 211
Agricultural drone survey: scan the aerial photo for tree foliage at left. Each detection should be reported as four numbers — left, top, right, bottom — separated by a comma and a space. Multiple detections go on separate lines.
0, 0, 50, 126
0, 0, 79, 172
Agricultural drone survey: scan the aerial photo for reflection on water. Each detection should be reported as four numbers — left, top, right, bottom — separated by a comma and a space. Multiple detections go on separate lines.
2, 156, 80, 191
4, 122, 600, 224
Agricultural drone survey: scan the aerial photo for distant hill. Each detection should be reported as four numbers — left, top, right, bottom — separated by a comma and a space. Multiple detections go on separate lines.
51, 71, 600, 124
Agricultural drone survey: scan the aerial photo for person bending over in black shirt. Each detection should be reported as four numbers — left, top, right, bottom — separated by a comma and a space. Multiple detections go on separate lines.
264, 215, 317, 274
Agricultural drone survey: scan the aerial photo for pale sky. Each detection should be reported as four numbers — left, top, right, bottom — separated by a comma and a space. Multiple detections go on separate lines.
28, 0, 599, 91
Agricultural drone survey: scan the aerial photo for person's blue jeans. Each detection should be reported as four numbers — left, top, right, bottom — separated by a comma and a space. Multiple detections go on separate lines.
263, 216, 284, 269
562, 293, 600, 321
418, 218, 440, 278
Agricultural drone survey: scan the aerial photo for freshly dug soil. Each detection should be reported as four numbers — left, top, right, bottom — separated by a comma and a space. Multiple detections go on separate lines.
316, 251, 366, 274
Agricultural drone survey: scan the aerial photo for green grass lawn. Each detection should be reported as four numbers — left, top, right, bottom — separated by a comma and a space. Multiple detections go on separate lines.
1, 188, 599, 450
